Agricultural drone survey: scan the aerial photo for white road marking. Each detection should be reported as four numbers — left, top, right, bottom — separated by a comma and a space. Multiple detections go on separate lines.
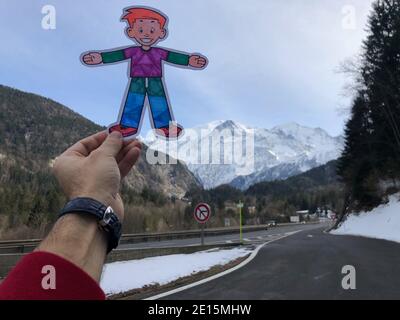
313, 272, 331, 280
225, 240, 233, 244
145, 230, 303, 300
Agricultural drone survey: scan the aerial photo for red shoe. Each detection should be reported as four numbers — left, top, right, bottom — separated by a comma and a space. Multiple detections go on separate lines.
155, 124, 184, 139
109, 124, 138, 138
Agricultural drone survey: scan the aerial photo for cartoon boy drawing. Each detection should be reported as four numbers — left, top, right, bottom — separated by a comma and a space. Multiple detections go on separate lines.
81, 6, 208, 139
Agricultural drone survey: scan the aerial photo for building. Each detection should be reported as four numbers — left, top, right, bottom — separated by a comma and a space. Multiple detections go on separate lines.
248, 206, 256, 214
290, 216, 300, 223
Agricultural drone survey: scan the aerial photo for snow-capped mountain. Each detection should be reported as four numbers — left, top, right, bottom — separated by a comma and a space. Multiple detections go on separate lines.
145, 121, 343, 190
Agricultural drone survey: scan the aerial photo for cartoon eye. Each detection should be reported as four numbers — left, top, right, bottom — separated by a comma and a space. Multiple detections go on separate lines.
150, 28, 155, 34
139, 28, 144, 33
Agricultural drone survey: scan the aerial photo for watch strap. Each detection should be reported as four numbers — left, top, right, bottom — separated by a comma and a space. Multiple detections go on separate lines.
59, 198, 122, 253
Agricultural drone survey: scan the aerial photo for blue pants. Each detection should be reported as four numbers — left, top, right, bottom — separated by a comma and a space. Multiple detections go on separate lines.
120, 77, 173, 129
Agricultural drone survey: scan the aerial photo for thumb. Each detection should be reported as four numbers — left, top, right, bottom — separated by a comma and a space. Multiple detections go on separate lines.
98, 131, 123, 157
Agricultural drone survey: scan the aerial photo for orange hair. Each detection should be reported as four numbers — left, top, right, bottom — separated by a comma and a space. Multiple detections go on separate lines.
122, 7, 167, 29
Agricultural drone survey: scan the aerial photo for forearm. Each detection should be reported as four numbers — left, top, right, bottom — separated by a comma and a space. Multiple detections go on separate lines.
37, 214, 108, 282
166, 51, 190, 66
101, 49, 127, 64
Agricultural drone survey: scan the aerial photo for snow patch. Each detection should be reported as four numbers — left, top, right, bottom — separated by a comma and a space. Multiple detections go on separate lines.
331, 194, 400, 243
100, 247, 251, 296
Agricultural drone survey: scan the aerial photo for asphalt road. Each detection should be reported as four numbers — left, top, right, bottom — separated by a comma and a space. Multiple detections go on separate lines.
162, 226, 400, 300
118, 224, 322, 249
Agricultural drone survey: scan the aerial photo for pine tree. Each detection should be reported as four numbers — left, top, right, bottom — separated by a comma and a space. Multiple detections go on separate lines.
338, 94, 378, 206
338, 0, 400, 209
365, 1, 400, 173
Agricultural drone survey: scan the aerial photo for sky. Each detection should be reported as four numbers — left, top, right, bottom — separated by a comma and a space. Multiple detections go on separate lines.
0, 0, 374, 136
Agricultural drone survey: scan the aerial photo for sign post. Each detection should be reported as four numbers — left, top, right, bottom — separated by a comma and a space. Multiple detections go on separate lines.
194, 203, 211, 246
201, 224, 205, 246
237, 201, 244, 244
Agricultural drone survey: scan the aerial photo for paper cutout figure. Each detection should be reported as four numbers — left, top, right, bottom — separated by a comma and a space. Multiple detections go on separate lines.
81, 6, 208, 140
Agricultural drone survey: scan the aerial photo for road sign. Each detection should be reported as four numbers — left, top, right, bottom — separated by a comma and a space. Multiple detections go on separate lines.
194, 203, 211, 224
194, 203, 211, 246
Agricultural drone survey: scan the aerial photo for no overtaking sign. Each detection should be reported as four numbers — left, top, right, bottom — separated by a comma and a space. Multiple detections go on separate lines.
194, 203, 211, 224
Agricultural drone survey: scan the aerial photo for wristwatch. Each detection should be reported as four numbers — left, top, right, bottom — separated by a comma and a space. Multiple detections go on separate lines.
59, 198, 122, 253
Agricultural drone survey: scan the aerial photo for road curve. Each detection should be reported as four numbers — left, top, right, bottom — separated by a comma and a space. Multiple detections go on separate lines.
160, 227, 400, 300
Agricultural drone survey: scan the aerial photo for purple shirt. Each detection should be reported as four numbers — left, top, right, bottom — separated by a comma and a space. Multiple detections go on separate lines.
123, 47, 169, 78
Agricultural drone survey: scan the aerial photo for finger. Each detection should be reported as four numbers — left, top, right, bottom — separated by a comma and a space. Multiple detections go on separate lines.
97, 131, 123, 157
123, 139, 142, 149
117, 140, 142, 163
65, 131, 108, 157
198, 58, 206, 64
119, 147, 141, 178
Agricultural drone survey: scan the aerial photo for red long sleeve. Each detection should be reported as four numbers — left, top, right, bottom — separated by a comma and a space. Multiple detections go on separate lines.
0, 251, 105, 300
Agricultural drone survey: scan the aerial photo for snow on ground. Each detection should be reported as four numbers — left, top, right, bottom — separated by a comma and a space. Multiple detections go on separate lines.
331, 194, 400, 243
100, 247, 252, 296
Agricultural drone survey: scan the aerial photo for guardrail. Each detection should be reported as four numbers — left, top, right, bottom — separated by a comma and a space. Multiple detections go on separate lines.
0, 242, 242, 279
0, 222, 314, 255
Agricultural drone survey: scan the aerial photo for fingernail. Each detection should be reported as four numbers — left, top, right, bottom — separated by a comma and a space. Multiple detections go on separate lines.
110, 131, 123, 139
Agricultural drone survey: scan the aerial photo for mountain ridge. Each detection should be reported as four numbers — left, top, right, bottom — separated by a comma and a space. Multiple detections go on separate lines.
146, 119, 344, 189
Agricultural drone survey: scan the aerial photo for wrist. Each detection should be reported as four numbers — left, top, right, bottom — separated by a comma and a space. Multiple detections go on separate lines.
68, 191, 123, 220
69, 191, 113, 207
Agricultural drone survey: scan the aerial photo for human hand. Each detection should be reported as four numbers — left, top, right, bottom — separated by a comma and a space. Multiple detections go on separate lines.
189, 55, 208, 69
82, 52, 103, 65
53, 131, 141, 221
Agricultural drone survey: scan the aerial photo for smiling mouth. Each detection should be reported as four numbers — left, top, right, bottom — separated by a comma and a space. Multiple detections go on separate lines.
140, 38, 153, 44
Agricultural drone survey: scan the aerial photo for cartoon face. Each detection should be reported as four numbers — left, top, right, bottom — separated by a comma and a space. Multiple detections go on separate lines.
127, 19, 167, 47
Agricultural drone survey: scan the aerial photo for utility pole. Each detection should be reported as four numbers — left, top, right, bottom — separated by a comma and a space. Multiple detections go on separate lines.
237, 201, 244, 244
